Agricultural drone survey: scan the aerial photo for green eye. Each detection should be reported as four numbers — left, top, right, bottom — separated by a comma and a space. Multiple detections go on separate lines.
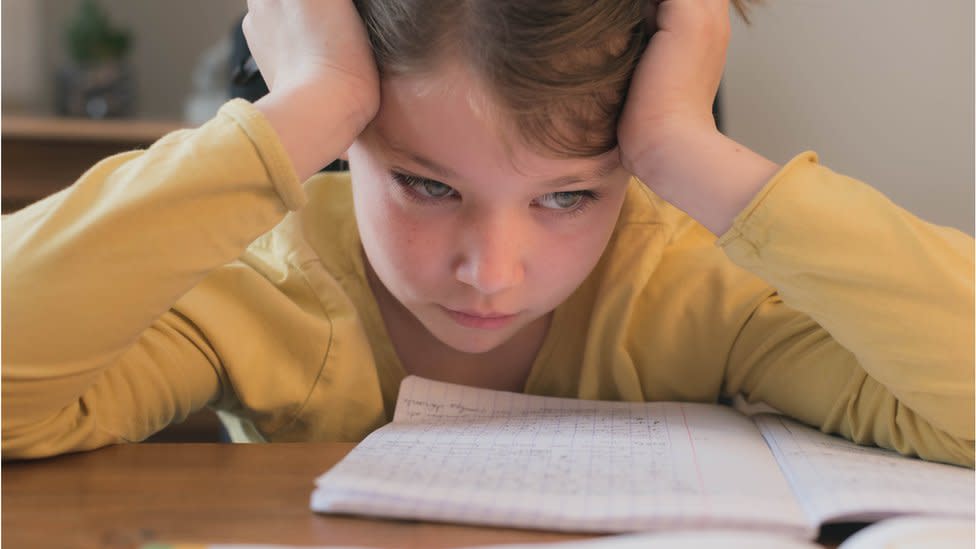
419, 180, 454, 198
391, 172, 458, 202
537, 191, 586, 210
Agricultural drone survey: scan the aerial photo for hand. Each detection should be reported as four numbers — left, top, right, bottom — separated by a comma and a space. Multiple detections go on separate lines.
617, 0, 729, 169
617, 0, 779, 235
243, 1, 380, 181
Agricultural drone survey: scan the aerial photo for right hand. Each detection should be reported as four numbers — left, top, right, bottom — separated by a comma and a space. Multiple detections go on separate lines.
242, 1, 380, 180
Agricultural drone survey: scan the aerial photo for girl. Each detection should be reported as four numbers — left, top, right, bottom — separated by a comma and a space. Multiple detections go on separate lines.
2, 0, 972, 467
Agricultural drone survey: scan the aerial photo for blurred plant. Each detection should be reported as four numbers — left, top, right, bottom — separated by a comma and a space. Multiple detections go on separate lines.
57, 0, 135, 117
65, 0, 132, 66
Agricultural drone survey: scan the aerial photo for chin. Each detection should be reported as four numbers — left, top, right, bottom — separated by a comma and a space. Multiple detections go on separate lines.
421, 317, 516, 355
436, 327, 512, 355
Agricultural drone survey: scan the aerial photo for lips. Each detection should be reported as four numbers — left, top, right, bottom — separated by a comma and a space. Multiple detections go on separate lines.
441, 306, 519, 330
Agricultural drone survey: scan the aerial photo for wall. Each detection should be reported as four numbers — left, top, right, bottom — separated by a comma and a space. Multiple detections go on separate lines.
2, 1, 46, 111
724, 0, 974, 233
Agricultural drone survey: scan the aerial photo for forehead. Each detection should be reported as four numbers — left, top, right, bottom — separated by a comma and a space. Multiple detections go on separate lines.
365, 67, 619, 185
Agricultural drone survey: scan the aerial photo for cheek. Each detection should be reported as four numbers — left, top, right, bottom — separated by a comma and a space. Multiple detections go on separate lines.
531, 195, 626, 296
351, 178, 449, 296
348, 145, 443, 294
374, 198, 439, 263
534, 224, 606, 290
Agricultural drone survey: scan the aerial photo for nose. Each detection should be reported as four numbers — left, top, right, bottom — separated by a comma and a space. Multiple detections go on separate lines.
453, 211, 526, 296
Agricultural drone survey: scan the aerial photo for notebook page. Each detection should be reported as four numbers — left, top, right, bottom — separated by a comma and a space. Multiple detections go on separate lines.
311, 377, 814, 537
754, 414, 975, 525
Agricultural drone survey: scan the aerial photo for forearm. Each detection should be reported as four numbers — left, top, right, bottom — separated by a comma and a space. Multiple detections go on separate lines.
727, 292, 974, 467
254, 83, 373, 181
722, 153, 975, 449
629, 128, 780, 236
1, 100, 298, 390
3, 312, 222, 459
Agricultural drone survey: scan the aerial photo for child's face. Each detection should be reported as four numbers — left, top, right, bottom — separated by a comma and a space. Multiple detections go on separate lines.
347, 67, 631, 354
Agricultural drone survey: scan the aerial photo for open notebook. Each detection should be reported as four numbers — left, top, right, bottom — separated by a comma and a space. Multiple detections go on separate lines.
310, 377, 974, 540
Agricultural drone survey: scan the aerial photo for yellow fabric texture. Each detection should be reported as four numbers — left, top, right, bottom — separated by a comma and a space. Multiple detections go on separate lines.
3, 99, 973, 466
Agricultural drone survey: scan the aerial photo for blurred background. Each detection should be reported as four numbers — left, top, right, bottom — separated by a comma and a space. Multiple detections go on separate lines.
3, 0, 973, 232
3, 0, 246, 120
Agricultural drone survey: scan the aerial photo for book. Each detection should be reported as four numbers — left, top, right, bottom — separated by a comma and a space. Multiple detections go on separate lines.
310, 376, 974, 540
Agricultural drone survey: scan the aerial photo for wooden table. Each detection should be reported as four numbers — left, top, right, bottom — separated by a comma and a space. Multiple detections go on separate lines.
2, 443, 859, 549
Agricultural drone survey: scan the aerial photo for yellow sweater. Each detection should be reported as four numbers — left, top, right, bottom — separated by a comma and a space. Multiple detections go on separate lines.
3, 100, 973, 466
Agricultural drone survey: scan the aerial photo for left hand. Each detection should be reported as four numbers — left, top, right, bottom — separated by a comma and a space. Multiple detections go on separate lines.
617, 0, 779, 235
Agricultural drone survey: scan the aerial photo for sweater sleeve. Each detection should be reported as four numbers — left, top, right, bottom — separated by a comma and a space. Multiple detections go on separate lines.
1, 99, 305, 458
717, 152, 974, 467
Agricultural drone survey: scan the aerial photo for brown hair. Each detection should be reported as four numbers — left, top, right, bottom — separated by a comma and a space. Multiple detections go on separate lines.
354, 1, 757, 157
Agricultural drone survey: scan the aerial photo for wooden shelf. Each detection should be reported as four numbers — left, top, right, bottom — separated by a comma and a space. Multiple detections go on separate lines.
2, 114, 188, 142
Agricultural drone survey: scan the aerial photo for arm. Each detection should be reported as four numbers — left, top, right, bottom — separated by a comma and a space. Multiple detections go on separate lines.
719, 153, 974, 466
618, 1, 973, 465
2, 101, 300, 457
3, 0, 379, 458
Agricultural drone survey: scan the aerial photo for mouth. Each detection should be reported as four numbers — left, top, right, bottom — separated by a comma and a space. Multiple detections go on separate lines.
440, 306, 519, 330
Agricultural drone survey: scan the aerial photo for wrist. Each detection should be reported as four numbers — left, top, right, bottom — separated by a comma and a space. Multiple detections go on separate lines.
255, 82, 376, 181
631, 129, 780, 236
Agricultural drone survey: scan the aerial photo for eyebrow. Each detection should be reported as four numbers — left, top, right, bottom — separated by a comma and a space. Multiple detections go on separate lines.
385, 140, 621, 188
